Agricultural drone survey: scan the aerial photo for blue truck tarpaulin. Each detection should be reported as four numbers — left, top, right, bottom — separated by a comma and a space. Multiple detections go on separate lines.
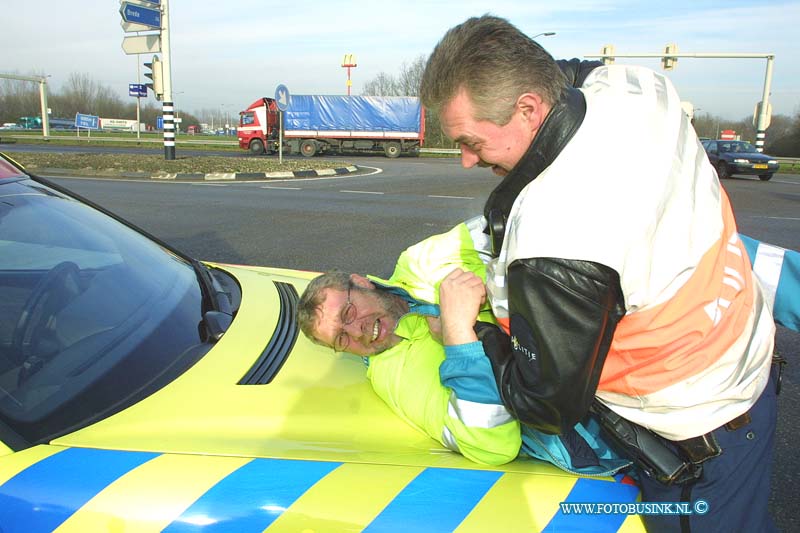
285, 95, 421, 133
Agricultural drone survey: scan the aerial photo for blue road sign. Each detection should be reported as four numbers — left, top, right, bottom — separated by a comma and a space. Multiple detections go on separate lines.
157, 116, 164, 129
120, 1, 161, 29
75, 113, 99, 130
129, 83, 148, 97
275, 84, 290, 112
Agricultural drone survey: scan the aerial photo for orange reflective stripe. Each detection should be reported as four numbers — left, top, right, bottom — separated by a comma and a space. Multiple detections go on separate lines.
599, 192, 755, 397
496, 316, 510, 334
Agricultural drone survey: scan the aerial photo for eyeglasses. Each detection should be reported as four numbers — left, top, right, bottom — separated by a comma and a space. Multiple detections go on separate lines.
333, 284, 357, 352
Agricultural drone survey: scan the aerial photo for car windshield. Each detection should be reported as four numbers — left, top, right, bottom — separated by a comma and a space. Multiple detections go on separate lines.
720, 141, 757, 153
0, 175, 207, 445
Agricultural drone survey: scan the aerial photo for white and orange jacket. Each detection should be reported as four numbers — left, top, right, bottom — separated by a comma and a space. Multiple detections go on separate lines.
481, 64, 775, 441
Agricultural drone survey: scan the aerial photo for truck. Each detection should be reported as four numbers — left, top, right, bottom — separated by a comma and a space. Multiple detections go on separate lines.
237, 95, 425, 158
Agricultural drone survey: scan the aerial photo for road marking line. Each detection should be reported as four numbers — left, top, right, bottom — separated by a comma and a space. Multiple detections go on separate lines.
261, 186, 302, 190
264, 166, 384, 183
428, 194, 475, 200
340, 190, 384, 195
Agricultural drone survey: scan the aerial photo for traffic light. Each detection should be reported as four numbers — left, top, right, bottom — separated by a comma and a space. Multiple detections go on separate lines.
601, 44, 615, 65
662, 43, 678, 70
144, 55, 164, 101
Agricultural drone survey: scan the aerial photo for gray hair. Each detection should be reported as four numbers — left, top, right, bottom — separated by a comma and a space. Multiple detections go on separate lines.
297, 271, 351, 343
420, 14, 567, 125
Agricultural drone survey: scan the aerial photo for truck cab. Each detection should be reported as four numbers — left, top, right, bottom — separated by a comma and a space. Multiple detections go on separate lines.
238, 98, 280, 155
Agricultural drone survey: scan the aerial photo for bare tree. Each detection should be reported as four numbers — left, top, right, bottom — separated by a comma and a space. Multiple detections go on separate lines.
362, 72, 400, 97
0, 75, 43, 123
766, 109, 800, 156
360, 56, 456, 147
397, 55, 426, 96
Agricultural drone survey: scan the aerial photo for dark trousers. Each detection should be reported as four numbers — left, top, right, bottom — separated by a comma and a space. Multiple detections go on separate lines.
637, 368, 778, 533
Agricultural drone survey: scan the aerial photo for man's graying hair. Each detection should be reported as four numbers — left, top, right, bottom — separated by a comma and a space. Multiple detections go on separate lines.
297, 271, 351, 342
420, 14, 567, 125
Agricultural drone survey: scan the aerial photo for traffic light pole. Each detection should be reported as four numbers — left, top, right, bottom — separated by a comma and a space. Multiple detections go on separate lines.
585, 49, 775, 152
0, 74, 50, 138
756, 56, 775, 153
136, 56, 141, 141
160, 0, 175, 160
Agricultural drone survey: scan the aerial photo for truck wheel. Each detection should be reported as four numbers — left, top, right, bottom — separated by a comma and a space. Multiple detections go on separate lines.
249, 139, 264, 155
300, 140, 317, 157
716, 161, 729, 179
384, 142, 401, 158
759, 173, 773, 181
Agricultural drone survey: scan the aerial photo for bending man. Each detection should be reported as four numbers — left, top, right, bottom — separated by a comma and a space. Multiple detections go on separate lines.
419, 14, 779, 532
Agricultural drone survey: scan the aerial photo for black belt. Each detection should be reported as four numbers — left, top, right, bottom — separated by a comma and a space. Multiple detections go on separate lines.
674, 410, 751, 465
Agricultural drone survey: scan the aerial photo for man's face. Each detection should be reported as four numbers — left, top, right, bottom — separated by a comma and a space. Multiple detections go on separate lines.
313, 283, 408, 356
439, 87, 539, 177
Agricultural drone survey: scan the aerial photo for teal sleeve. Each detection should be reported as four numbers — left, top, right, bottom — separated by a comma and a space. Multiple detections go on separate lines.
441, 342, 504, 405
741, 234, 800, 332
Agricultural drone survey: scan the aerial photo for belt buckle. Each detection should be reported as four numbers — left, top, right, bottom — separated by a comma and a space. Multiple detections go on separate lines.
676, 432, 722, 465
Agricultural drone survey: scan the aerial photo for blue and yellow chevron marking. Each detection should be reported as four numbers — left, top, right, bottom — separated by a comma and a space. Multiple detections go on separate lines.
0, 447, 158, 533
163, 458, 341, 532
0, 448, 643, 532
364, 468, 503, 532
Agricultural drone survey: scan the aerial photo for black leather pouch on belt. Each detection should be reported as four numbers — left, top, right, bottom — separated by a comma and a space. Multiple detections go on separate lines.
590, 400, 701, 485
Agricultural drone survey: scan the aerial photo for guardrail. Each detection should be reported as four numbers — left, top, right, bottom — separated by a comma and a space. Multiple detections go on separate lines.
776, 157, 800, 171
420, 147, 460, 155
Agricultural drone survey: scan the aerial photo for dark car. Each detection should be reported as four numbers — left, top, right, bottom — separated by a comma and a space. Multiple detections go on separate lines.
701, 139, 779, 181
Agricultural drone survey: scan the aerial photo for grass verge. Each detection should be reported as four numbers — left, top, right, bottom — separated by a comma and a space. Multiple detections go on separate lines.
2, 151, 349, 175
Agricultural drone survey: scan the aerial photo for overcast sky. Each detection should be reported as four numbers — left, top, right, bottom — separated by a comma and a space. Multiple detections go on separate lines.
3, 0, 799, 121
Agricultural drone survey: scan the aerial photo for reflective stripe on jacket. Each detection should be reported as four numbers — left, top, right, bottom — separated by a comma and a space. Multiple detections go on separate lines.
740, 234, 800, 332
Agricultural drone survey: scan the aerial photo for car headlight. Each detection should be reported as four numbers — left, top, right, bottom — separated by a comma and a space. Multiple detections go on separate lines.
733, 158, 749, 164
768, 160, 778, 164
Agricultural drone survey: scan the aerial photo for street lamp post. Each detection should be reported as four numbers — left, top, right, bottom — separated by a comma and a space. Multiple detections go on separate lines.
532, 32, 556, 40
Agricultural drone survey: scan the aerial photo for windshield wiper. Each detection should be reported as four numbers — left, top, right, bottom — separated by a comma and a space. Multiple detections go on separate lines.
191, 259, 233, 341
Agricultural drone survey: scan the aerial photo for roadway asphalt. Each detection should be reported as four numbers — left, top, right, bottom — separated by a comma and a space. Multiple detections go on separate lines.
11, 146, 800, 532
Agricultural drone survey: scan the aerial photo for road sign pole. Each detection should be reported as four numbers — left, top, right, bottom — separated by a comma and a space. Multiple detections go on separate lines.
136, 55, 141, 140
274, 84, 290, 163
160, 0, 174, 160
755, 55, 774, 153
